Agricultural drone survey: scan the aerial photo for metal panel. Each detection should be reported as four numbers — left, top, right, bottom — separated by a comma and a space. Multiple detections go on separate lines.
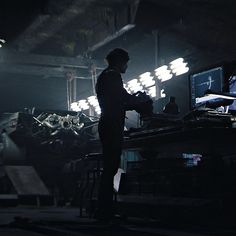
5, 166, 50, 196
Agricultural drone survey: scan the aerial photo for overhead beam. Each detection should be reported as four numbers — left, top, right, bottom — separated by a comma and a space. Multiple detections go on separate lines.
0, 49, 90, 69
86, 1, 139, 53
11, 0, 98, 52
0, 50, 105, 78
0, 63, 94, 79
88, 24, 135, 52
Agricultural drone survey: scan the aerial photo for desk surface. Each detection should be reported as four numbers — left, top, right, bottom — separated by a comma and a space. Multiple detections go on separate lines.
89, 127, 236, 156
124, 127, 236, 155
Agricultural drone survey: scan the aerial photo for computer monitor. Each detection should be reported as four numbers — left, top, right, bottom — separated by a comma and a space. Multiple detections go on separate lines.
228, 75, 236, 112
190, 67, 224, 109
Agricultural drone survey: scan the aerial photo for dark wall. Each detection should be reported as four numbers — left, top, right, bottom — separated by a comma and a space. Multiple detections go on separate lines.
0, 73, 68, 114
162, 74, 190, 116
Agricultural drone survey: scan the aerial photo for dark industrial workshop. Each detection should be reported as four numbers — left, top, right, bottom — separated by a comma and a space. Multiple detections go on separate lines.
1, 0, 236, 235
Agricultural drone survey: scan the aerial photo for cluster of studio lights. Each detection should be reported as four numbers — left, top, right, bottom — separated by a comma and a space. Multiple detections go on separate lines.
0, 39, 6, 48
71, 57, 189, 114
170, 58, 189, 76
87, 95, 101, 114
155, 65, 173, 82
71, 96, 101, 114
155, 57, 189, 82
124, 72, 156, 98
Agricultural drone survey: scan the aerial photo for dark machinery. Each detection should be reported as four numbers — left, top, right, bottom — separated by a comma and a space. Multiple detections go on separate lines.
0, 110, 100, 205
0, 110, 99, 160
31, 110, 99, 157
2, 91, 236, 223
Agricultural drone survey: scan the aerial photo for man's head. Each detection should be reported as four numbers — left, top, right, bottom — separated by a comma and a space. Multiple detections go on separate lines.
106, 48, 129, 73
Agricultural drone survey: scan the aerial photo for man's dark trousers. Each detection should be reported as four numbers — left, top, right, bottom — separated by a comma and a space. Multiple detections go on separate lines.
97, 117, 123, 219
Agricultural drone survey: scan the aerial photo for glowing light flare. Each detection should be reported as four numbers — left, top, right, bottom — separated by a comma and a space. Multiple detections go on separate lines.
123, 83, 131, 92
156, 73, 173, 82
160, 89, 166, 98
169, 58, 184, 66
95, 106, 101, 115
139, 72, 155, 87
71, 102, 81, 112
139, 72, 152, 80
127, 78, 143, 92
87, 95, 99, 107
160, 74, 173, 82
175, 67, 189, 76
127, 78, 138, 86
147, 86, 156, 98
0, 39, 6, 48
87, 96, 101, 114
170, 57, 189, 76
170, 62, 187, 71
154, 65, 169, 74
154, 65, 173, 82
78, 99, 89, 110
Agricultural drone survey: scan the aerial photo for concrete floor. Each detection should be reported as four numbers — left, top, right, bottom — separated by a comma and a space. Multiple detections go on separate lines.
0, 206, 235, 236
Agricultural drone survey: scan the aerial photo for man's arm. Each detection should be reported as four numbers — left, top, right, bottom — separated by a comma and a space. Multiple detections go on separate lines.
122, 88, 138, 111
123, 90, 154, 115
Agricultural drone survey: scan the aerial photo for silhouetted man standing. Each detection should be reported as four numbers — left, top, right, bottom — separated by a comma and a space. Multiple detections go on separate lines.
163, 96, 179, 115
95, 48, 135, 221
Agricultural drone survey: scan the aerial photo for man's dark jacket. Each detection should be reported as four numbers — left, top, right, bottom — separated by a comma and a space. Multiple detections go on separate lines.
96, 67, 133, 130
